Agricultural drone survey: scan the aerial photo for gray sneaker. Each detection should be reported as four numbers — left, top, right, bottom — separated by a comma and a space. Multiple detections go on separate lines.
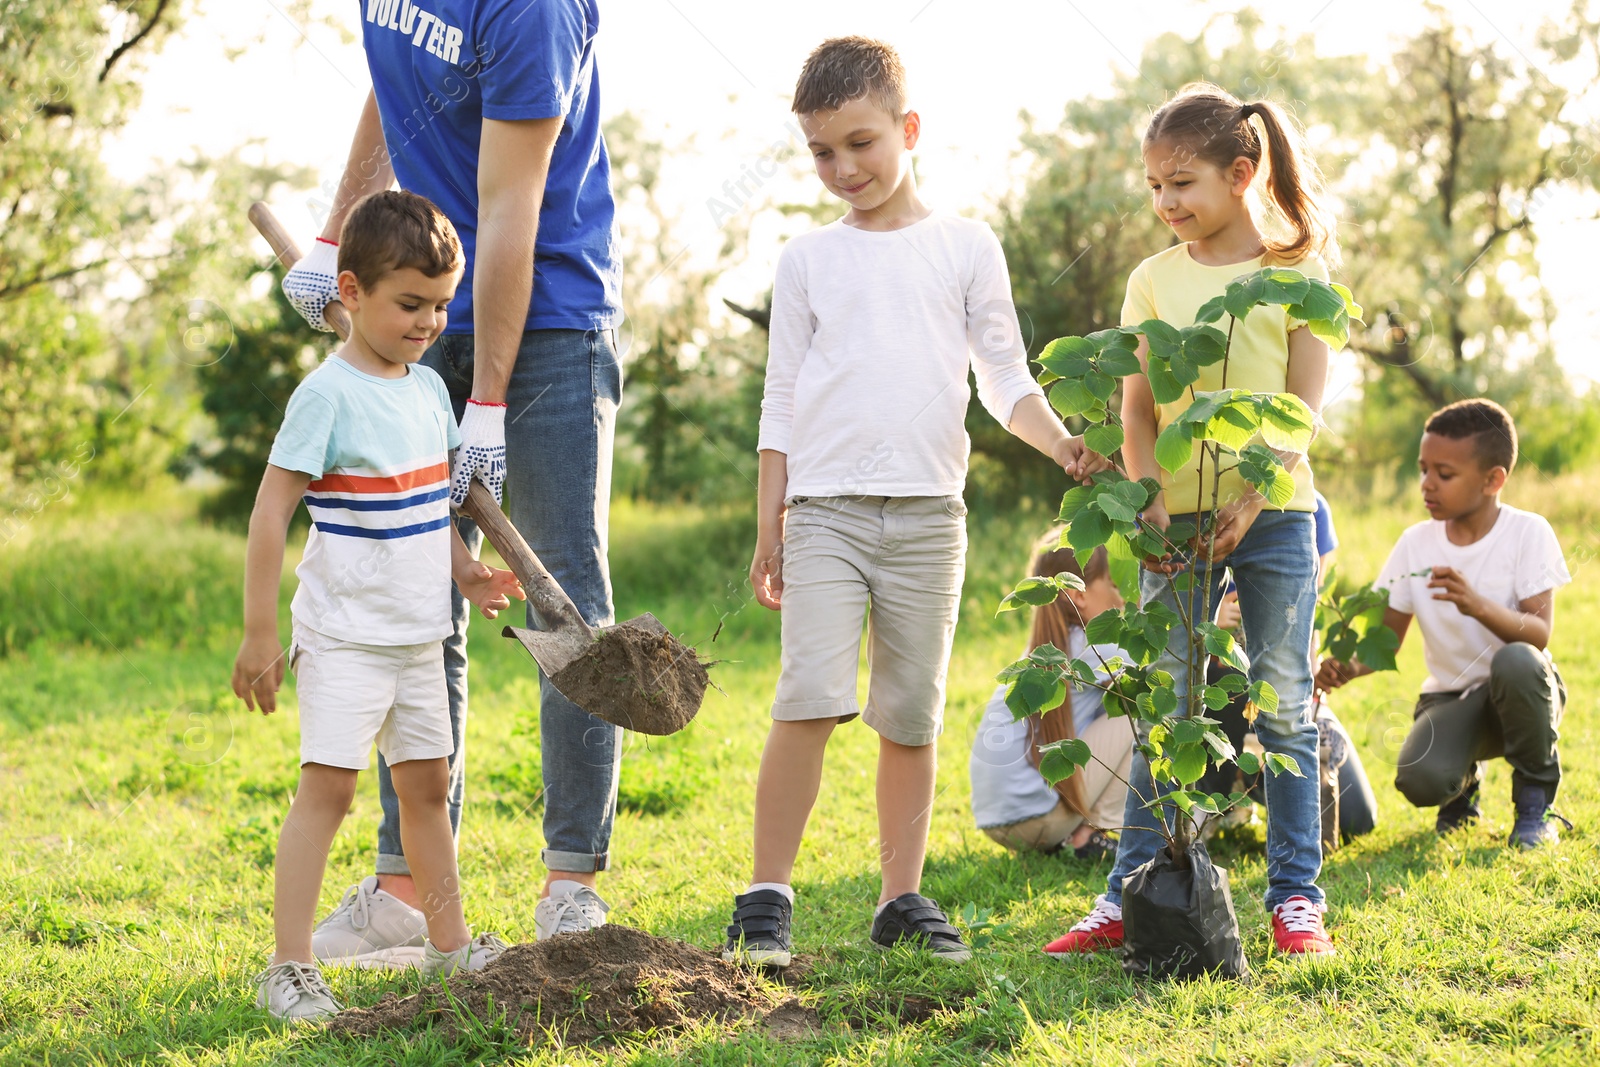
255, 959, 341, 1023
421, 933, 510, 978
534, 885, 610, 939
311, 876, 427, 969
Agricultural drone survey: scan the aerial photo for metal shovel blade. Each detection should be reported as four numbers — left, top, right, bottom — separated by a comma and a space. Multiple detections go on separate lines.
504, 612, 706, 736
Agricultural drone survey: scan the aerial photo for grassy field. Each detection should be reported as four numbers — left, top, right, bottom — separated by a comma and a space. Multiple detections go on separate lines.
1, 474, 1596, 1066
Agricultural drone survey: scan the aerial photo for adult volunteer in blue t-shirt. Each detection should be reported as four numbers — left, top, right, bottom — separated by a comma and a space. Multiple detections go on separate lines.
279, 0, 624, 962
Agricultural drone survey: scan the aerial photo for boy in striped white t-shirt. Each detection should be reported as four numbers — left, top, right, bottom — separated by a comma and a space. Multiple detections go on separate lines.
232, 191, 524, 1022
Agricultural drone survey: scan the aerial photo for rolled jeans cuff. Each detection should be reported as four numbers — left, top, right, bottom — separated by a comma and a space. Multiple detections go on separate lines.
375, 852, 414, 877
542, 847, 609, 874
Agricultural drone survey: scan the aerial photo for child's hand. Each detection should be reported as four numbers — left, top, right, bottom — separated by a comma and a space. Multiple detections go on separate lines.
1427, 566, 1485, 619
750, 536, 784, 611
1214, 589, 1242, 632
232, 634, 287, 714
1052, 435, 1114, 483
1315, 656, 1358, 692
1137, 498, 1184, 574
1199, 493, 1265, 563
456, 560, 526, 620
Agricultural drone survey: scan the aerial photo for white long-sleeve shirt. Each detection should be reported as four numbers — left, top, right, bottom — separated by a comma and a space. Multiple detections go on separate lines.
757, 212, 1045, 497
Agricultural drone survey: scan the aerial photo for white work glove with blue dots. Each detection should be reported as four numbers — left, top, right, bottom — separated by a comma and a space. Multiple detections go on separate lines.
282, 238, 342, 333
450, 400, 508, 506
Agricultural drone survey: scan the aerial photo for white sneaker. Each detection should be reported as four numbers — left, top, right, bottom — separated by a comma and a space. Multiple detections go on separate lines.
311, 875, 427, 969
421, 932, 510, 978
534, 885, 610, 939
255, 959, 341, 1023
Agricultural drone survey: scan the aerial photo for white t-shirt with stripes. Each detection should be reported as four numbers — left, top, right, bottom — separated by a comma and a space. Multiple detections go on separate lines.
268, 357, 461, 644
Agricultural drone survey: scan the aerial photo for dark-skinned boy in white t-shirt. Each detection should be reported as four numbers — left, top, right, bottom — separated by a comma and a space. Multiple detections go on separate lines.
1317, 398, 1571, 849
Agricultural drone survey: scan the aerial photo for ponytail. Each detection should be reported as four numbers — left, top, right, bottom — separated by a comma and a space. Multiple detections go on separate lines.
1145, 83, 1339, 268
1021, 531, 1110, 823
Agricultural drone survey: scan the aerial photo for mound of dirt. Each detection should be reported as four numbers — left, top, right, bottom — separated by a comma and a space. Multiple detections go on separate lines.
550, 622, 709, 736
328, 926, 815, 1045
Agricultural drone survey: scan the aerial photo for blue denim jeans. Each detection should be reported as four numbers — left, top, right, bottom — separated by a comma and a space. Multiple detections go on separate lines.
1104, 509, 1323, 910
374, 328, 624, 876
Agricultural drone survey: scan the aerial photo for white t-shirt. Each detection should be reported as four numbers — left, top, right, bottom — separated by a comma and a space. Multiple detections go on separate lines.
268, 358, 461, 645
968, 633, 1129, 829
1377, 505, 1570, 693
758, 212, 1045, 498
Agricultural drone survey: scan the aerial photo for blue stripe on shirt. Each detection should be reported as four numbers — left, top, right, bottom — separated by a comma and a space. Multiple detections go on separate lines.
303, 487, 449, 512
313, 516, 452, 540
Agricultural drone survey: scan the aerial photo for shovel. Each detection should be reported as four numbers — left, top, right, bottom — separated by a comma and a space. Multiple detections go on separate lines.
249, 202, 707, 735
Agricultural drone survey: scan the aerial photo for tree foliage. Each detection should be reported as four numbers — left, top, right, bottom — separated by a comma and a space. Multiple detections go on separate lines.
0, 0, 309, 515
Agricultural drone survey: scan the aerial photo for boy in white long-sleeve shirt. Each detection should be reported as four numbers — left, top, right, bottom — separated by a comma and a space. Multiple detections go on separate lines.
722, 36, 1108, 968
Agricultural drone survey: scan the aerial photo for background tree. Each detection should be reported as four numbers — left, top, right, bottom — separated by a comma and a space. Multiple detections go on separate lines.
0, 0, 309, 514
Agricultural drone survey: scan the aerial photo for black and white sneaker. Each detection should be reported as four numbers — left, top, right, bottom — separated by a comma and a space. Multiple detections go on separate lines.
722, 889, 793, 968
869, 893, 971, 962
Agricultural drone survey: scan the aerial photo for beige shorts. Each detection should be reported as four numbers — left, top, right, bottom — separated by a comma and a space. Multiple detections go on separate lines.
773, 495, 967, 746
290, 622, 453, 770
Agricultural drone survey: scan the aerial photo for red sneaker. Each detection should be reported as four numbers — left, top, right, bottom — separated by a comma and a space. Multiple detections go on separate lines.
1272, 896, 1335, 955
1043, 896, 1124, 955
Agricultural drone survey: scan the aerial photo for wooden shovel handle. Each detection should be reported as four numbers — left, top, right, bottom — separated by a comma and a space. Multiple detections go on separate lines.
248, 201, 353, 340
459, 481, 593, 639
247, 201, 589, 640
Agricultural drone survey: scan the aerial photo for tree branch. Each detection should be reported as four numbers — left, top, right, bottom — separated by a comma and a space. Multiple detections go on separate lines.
100, 0, 174, 83
1347, 340, 1451, 407
0, 259, 113, 301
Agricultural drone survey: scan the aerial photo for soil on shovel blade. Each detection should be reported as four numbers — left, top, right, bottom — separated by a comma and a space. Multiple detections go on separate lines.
550, 623, 710, 736
328, 926, 817, 1046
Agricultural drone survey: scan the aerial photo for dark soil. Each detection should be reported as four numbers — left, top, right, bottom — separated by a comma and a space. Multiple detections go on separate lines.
328, 926, 815, 1046
550, 621, 709, 736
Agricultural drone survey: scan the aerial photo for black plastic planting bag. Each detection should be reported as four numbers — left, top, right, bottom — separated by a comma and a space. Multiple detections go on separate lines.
1121, 840, 1249, 980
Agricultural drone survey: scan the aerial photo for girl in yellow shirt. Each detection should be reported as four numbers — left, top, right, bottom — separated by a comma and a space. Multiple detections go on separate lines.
1047, 83, 1340, 959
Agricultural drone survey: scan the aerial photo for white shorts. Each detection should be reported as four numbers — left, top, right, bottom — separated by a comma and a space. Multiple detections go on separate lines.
290, 622, 453, 770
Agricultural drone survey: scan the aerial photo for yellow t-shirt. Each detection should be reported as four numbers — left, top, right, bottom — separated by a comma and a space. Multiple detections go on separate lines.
1121, 244, 1327, 515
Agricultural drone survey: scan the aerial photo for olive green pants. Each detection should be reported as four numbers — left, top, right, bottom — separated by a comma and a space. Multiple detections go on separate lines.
1394, 643, 1565, 807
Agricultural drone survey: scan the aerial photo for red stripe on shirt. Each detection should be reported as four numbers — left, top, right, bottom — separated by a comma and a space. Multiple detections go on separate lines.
308, 461, 449, 495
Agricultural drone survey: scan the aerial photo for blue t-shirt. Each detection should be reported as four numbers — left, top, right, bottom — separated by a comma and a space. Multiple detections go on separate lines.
360, 0, 622, 335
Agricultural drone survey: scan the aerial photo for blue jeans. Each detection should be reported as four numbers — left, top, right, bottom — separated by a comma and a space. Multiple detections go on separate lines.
375, 328, 624, 876
1105, 509, 1323, 910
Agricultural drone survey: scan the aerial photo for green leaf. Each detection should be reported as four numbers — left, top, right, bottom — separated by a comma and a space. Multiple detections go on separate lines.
1037, 336, 1097, 379
1098, 347, 1141, 377
1202, 730, 1236, 761
1169, 719, 1206, 744
1258, 393, 1316, 452
1038, 737, 1092, 784
995, 660, 1029, 683
1084, 423, 1124, 456
1190, 791, 1221, 814
1354, 624, 1402, 673
1202, 685, 1231, 710
1065, 506, 1112, 552
1051, 571, 1087, 593
1083, 370, 1117, 403
1213, 672, 1248, 694
1167, 788, 1195, 814
1151, 687, 1178, 717
1084, 608, 1124, 645
1030, 643, 1070, 666
1265, 752, 1304, 778
1181, 324, 1229, 368
1006, 667, 1067, 719
1194, 295, 1228, 324
1236, 751, 1262, 776
1201, 623, 1236, 660
1145, 357, 1187, 405
996, 575, 1060, 613
1048, 379, 1099, 419
1058, 484, 1095, 523
1139, 319, 1182, 352
1205, 401, 1261, 451
1155, 421, 1195, 473
1247, 680, 1279, 715
1097, 494, 1137, 523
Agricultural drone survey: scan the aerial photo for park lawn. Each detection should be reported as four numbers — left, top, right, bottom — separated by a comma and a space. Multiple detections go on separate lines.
0, 478, 1596, 1066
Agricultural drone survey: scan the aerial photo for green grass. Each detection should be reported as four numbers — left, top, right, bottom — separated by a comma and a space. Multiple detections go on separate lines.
1, 480, 1596, 1065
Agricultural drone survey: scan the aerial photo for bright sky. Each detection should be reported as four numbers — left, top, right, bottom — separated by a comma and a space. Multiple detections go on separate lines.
109, 0, 1598, 391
